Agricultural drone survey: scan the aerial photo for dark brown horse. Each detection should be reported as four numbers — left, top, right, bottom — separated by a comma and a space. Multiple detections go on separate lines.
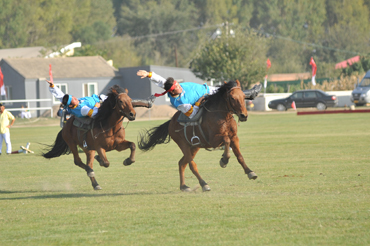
138, 80, 257, 192
43, 85, 141, 190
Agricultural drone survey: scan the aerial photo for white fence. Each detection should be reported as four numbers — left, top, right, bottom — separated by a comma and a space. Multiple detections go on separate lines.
0, 99, 53, 117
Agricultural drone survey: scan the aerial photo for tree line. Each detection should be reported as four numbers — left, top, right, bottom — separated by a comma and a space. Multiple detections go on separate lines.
1, 0, 370, 87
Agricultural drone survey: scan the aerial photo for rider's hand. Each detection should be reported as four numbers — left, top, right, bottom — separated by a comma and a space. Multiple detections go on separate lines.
197, 96, 204, 104
46, 79, 54, 86
137, 70, 148, 78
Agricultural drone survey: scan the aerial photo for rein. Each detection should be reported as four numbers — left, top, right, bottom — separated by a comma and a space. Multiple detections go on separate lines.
93, 117, 128, 139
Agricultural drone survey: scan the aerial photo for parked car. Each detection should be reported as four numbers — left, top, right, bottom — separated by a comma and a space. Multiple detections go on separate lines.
351, 70, 370, 106
268, 90, 338, 111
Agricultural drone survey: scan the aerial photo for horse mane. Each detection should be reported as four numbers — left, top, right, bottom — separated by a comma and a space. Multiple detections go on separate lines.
204, 80, 238, 107
94, 85, 126, 127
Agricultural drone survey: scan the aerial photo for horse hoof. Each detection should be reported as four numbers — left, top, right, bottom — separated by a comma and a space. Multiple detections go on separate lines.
248, 172, 258, 180
219, 159, 228, 168
87, 171, 95, 178
180, 185, 192, 192
123, 158, 135, 166
94, 185, 102, 190
202, 185, 211, 192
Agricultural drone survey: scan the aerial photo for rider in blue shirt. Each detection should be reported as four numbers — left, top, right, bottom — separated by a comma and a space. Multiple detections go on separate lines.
46, 79, 107, 118
137, 70, 261, 119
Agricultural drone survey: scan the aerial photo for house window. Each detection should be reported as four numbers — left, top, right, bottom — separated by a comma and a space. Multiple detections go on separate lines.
83, 83, 98, 97
53, 84, 68, 104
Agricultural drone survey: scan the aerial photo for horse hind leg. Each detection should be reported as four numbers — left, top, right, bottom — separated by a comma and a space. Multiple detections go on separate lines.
184, 147, 210, 192
189, 160, 211, 192
84, 149, 102, 190
178, 156, 191, 192
71, 146, 101, 190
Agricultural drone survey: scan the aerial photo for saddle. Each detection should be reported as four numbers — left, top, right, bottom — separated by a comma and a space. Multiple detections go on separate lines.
177, 107, 210, 147
72, 117, 94, 150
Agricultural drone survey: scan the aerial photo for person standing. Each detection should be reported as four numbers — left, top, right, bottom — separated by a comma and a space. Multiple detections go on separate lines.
0, 103, 15, 155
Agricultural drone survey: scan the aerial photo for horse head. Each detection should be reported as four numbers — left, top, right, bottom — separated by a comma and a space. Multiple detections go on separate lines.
226, 80, 248, 122
112, 88, 136, 121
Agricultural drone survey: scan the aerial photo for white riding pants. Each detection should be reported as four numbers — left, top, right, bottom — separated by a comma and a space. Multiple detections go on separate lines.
0, 132, 12, 154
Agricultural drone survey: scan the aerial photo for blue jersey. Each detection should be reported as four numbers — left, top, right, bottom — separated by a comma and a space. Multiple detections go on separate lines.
169, 82, 209, 108
65, 94, 100, 117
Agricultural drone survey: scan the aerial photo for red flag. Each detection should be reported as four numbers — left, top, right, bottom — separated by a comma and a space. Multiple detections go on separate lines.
264, 58, 271, 88
309, 57, 317, 76
309, 57, 317, 86
291, 101, 296, 110
49, 64, 53, 83
0, 67, 6, 96
266, 58, 271, 69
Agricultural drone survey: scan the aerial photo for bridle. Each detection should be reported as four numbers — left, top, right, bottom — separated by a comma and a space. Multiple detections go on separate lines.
225, 86, 243, 116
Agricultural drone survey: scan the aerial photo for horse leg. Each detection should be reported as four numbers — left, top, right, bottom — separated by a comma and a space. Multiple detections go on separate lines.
68, 144, 101, 190
178, 156, 191, 192
188, 148, 211, 192
230, 136, 258, 180
94, 148, 110, 167
84, 149, 102, 190
220, 137, 231, 168
115, 140, 136, 166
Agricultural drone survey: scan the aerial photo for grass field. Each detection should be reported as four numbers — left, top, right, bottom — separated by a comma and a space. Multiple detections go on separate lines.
0, 113, 369, 245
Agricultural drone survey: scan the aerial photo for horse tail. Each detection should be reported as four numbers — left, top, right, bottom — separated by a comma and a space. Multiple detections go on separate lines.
42, 129, 71, 159
138, 120, 171, 151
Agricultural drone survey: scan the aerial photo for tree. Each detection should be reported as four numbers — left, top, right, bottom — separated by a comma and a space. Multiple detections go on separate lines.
190, 27, 267, 89
113, 0, 200, 66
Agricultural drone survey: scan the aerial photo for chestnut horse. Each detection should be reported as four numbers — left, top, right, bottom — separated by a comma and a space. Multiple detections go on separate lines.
138, 80, 258, 192
43, 85, 140, 190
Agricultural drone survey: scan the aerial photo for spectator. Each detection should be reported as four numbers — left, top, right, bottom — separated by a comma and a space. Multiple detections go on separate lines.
0, 103, 15, 155
21, 105, 31, 119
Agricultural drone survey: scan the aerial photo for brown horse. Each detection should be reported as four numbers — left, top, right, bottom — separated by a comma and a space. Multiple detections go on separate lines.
138, 80, 257, 192
43, 85, 141, 190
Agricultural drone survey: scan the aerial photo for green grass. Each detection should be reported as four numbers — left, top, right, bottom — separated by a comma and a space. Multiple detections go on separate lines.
0, 113, 369, 245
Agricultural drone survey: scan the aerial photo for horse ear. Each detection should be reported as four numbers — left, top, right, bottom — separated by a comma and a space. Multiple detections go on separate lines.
235, 79, 241, 87
125, 88, 128, 94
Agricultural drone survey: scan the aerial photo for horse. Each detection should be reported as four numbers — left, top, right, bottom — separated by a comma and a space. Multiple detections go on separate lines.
43, 85, 143, 190
138, 80, 258, 192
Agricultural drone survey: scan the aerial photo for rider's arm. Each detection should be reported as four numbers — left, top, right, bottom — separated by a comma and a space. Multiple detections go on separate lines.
48, 82, 65, 102
137, 70, 166, 88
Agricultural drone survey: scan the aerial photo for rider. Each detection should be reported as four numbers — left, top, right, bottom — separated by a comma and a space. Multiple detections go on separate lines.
46, 79, 107, 118
137, 70, 262, 119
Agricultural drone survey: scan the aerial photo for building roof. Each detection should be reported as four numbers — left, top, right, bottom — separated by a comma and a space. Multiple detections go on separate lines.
1, 56, 118, 79
335, 56, 360, 69
0, 46, 45, 60
268, 73, 310, 82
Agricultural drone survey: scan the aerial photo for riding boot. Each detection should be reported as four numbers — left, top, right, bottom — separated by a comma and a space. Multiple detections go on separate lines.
244, 83, 262, 100
131, 96, 155, 108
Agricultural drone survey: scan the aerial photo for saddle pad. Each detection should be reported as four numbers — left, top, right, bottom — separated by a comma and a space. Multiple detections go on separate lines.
73, 117, 93, 130
177, 107, 204, 123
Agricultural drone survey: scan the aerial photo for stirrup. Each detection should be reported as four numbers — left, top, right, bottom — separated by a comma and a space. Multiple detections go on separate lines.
191, 136, 201, 145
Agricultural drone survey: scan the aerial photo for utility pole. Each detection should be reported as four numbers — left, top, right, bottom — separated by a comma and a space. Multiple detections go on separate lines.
174, 45, 178, 67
